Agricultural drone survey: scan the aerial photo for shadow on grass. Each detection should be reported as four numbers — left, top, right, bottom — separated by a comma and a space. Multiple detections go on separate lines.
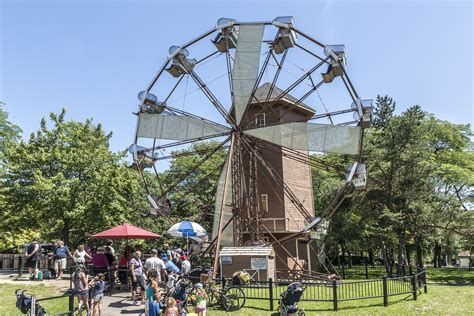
252, 294, 416, 315
426, 268, 474, 285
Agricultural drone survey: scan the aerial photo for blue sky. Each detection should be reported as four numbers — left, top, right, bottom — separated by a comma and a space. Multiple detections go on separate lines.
1, 0, 472, 155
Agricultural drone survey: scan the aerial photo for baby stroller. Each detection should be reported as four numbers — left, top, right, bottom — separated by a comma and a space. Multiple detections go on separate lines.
278, 282, 305, 316
160, 275, 189, 316
15, 289, 47, 315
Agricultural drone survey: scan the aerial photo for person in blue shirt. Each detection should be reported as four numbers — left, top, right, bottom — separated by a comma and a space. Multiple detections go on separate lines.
91, 273, 105, 316
53, 240, 72, 280
162, 256, 180, 274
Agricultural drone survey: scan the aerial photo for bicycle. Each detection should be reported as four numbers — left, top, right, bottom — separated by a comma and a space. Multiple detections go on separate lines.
188, 272, 246, 311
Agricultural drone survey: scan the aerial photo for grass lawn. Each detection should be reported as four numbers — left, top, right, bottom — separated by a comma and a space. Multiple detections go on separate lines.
0, 283, 70, 316
1, 268, 472, 315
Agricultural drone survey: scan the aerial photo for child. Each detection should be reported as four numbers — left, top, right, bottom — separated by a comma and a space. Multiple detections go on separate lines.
146, 270, 161, 316
91, 273, 105, 316
164, 297, 179, 316
194, 283, 207, 316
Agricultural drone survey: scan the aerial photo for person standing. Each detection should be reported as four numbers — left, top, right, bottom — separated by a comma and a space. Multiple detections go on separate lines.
53, 240, 72, 280
145, 270, 161, 316
91, 273, 105, 316
130, 251, 146, 305
164, 297, 179, 316
194, 283, 207, 316
25, 240, 41, 280
144, 249, 167, 282
181, 255, 191, 275
91, 247, 109, 276
73, 244, 92, 265
73, 266, 90, 316
104, 240, 115, 266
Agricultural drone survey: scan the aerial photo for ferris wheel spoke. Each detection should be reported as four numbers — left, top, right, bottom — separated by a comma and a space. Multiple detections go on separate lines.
187, 69, 236, 127
278, 80, 324, 122
160, 135, 231, 200
145, 131, 231, 152
294, 43, 330, 64
244, 57, 329, 130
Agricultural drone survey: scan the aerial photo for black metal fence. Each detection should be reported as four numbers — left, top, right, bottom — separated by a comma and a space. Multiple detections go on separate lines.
233, 269, 427, 311
328, 263, 418, 279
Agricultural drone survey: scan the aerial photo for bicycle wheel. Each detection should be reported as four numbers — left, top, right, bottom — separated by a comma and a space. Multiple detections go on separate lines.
188, 285, 219, 307
222, 286, 246, 311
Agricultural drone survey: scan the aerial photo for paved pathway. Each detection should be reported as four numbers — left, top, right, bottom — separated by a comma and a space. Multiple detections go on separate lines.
1, 272, 146, 315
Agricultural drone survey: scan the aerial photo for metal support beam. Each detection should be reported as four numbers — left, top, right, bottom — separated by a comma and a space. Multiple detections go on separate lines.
213, 133, 235, 276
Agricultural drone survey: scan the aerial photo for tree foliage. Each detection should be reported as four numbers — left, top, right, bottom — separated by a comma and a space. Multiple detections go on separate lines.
319, 95, 473, 268
0, 110, 140, 246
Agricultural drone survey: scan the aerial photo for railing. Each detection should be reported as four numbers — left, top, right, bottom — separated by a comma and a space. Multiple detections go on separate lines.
227, 269, 428, 311
327, 263, 418, 279
242, 218, 306, 232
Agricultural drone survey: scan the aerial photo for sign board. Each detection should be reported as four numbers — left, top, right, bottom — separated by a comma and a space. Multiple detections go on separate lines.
221, 256, 232, 264
251, 258, 267, 270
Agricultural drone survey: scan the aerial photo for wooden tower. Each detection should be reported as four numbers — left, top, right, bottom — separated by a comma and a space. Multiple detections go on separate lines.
236, 83, 318, 271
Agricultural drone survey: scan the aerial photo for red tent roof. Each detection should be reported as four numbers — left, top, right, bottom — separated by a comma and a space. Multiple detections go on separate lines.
92, 224, 160, 239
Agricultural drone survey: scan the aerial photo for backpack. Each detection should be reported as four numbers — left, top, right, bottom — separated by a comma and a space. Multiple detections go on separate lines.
42, 270, 52, 280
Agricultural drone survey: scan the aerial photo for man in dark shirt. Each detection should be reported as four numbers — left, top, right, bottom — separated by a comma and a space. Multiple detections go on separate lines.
25, 240, 41, 280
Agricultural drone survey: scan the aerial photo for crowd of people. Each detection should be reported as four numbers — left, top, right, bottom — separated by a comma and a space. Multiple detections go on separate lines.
25, 239, 205, 316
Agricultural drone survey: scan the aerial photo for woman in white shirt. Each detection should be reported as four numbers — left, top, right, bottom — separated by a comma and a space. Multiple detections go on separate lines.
73, 244, 92, 265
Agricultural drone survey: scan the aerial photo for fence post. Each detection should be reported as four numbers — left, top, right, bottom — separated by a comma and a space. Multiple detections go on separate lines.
68, 291, 74, 315
269, 278, 274, 311
423, 269, 427, 294
412, 274, 418, 301
365, 263, 369, 279
221, 275, 226, 290
382, 276, 388, 307
18, 256, 23, 277
69, 267, 74, 316
332, 280, 338, 311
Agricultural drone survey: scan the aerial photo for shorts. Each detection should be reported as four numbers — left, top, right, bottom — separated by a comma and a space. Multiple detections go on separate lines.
195, 304, 207, 313
132, 275, 146, 291
92, 293, 104, 304
25, 259, 39, 269
54, 258, 67, 270
75, 289, 89, 300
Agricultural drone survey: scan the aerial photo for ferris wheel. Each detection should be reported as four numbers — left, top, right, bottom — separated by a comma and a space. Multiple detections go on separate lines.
130, 17, 372, 275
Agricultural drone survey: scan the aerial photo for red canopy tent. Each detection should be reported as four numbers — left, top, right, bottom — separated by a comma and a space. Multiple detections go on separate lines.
91, 224, 160, 239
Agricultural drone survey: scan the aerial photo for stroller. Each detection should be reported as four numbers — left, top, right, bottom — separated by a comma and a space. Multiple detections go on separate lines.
15, 289, 47, 315
160, 275, 189, 316
278, 282, 305, 316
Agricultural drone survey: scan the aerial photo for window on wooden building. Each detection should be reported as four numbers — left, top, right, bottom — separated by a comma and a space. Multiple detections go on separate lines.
255, 113, 266, 127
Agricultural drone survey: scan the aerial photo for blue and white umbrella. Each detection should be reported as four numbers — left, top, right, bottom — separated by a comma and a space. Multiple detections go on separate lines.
167, 221, 207, 238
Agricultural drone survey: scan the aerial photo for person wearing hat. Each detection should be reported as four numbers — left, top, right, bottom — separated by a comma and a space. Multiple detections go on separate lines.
194, 283, 207, 316
181, 255, 191, 275
130, 251, 146, 305
144, 249, 167, 282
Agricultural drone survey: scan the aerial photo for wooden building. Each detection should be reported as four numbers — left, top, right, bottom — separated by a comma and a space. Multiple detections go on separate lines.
238, 83, 318, 272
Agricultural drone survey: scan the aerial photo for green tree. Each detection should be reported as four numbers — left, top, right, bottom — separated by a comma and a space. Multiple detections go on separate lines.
0, 101, 22, 157
0, 110, 140, 246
